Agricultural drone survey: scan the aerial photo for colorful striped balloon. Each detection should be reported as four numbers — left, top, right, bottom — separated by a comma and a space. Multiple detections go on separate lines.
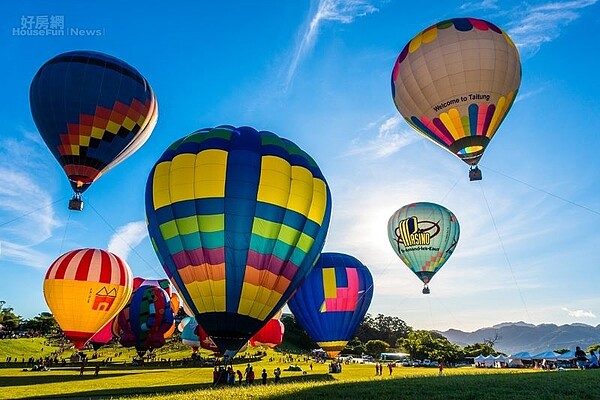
391, 18, 521, 167
30, 50, 158, 196
115, 285, 175, 357
145, 125, 332, 356
43, 248, 133, 349
287, 252, 374, 358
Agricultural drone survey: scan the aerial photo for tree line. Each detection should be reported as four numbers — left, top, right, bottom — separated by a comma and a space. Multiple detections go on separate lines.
281, 312, 500, 363
0, 301, 60, 337
5, 301, 599, 361
281, 312, 600, 363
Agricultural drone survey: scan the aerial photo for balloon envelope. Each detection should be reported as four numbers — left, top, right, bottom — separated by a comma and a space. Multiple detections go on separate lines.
43, 248, 133, 349
287, 252, 374, 358
30, 50, 158, 194
178, 316, 202, 350
387, 202, 460, 292
249, 318, 285, 348
132, 277, 180, 338
116, 285, 175, 356
391, 18, 521, 166
89, 320, 114, 350
145, 125, 332, 356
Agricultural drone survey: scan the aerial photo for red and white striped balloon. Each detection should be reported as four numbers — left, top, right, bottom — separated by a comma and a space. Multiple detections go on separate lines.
43, 248, 133, 349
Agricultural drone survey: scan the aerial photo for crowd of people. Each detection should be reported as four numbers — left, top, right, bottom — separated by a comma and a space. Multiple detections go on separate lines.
211, 363, 283, 386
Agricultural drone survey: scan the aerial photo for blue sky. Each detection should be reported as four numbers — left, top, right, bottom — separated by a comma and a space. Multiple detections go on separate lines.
1, 0, 599, 333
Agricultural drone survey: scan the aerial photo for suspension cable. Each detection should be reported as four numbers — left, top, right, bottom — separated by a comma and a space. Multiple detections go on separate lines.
478, 180, 531, 322
86, 199, 164, 277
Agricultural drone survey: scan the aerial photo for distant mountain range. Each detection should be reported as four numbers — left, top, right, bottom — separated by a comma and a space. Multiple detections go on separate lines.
436, 322, 600, 355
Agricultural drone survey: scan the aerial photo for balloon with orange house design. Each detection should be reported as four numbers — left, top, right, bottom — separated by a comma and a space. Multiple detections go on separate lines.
43, 248, 133, 349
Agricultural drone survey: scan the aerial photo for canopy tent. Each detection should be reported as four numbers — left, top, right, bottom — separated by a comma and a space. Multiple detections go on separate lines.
491, 354, 507, 368
483, 355, 495, 368
473, 354, 486, 367
532, 351, 559, 361
509, 351, 532, 361
508, 351, 532, 368
557, 350, 576, 361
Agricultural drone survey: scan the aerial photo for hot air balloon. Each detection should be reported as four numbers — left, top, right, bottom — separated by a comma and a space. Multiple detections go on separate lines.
89, 320, 114, 351
132, 277, 180, 338
145, 125, 332, 357
249, 318, 285, 349
178, 316, 202, 353
115, 285, 175, 357
287, 252, 374, 358
391, 18, 521, 180
30, 50, 158, 210
43, 248, 133, 349
387, 202, 460, 294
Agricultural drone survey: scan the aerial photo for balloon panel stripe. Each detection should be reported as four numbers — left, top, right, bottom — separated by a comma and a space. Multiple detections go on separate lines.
48, 249, 78, 280
44, 52, 147, 85
240, 267, 291, 294
245, 249, 298, 281
171, 248, 225, 270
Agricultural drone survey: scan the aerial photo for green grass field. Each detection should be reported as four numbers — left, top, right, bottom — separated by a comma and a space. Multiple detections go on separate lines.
1, 339, 598, 400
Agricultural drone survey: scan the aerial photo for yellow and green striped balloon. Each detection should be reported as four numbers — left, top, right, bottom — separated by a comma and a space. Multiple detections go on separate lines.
145, 125, 331, 355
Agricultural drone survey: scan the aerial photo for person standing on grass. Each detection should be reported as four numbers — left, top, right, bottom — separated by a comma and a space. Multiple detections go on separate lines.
388, 362, 393, 375
262, 368, 267, 384
236, 369, 243, 385
589, 350, 599, 368
245, 363, 252, 384
438, 360, 444, 376
248, 366, 255, 384
79, 363, 85, 376
575, 346, 587, 370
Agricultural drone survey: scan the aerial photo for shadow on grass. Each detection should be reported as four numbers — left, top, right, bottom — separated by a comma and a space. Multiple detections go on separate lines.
12, 370, 599, 400
13, 372, 335, 399
266, 370, 597, 400
1, 371, 135, 386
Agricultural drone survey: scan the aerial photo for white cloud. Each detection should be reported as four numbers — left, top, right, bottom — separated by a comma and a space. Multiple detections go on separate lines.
0, 133, 60, 246
460, 0, 499, 10
107, 221, 148, 261
514, 87, 546, 103
342, 115, 420, 159
562, 307, 596, 318
0, 241, 53, 270
507, 0, 597, 57
284, 0, 378, 91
